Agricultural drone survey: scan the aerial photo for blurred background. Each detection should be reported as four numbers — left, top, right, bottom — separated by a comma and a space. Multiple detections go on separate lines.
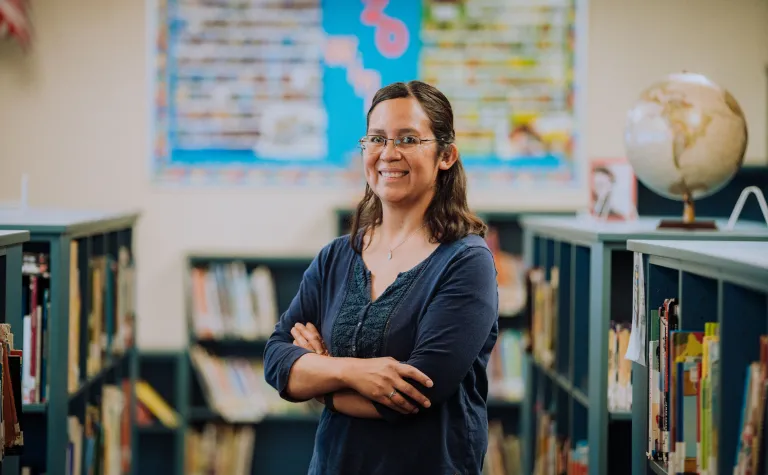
0, 0, 766, 474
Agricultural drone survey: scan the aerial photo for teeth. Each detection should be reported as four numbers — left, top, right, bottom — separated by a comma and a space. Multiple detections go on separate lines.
381, 171, 406, 178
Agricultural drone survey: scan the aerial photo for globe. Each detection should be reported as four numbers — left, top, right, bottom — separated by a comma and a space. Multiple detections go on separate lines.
624, 72, 748, 225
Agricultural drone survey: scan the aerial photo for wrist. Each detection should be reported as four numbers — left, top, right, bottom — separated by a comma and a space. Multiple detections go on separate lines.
334, 357, 356, 388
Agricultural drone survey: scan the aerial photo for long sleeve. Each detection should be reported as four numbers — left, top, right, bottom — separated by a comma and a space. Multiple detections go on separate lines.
374, 245, 499, 422
263, 249, 325, 402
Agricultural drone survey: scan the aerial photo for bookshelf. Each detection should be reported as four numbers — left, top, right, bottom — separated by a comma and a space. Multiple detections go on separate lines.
627, 240, 768, 475
519, 215, 768, 475
0, 230, 30, 475
183, 253, 320, 475
0, 208, 139, 475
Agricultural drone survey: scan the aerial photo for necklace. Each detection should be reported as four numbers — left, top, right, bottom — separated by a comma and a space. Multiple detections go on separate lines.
386, 223, 426, 260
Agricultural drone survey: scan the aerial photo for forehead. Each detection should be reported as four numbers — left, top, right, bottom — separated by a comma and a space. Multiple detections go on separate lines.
367, 97, 431, 134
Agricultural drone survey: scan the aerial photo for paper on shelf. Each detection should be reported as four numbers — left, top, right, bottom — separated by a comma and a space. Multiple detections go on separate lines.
625, 251, 647, 366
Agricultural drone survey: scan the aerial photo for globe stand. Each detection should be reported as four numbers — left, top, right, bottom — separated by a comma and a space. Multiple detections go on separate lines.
657, 194, 718, 230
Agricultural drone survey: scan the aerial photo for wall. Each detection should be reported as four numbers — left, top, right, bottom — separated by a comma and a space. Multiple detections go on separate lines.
0, 0, 766, 349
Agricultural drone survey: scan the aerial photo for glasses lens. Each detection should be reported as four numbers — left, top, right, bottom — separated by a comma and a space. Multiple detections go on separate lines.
396, 136, 420, 150
362, 135, 384, 153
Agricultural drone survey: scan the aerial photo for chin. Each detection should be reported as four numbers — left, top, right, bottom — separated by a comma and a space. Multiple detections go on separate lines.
373, 186, 410, 205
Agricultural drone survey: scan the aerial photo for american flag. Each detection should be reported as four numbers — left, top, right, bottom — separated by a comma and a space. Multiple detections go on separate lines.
0, 0, 31, 49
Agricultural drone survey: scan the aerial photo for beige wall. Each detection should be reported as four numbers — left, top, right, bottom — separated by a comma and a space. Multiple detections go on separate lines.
0, 0, 766, 349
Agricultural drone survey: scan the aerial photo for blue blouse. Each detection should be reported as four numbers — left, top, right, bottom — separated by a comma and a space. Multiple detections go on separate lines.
263, 233, 499, 475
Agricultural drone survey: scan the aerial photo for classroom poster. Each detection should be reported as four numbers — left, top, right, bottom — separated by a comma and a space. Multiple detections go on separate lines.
151, 0, 584, 188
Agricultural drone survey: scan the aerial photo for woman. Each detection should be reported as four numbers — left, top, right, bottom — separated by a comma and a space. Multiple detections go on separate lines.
263, 80, 499, 475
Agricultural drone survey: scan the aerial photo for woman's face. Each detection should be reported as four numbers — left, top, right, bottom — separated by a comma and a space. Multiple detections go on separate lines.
363, 97, 454, 207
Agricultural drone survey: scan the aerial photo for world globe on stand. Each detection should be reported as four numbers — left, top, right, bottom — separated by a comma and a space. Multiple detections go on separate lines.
623, 72, 748, 228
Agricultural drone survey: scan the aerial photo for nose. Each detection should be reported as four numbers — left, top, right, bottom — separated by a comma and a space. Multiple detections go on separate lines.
380, 139, 401, 162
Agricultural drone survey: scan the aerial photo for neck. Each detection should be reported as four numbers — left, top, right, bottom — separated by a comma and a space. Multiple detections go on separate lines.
378, 192, 433, 245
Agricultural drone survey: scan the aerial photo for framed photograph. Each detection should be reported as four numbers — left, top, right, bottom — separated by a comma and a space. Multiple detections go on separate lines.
589, 157, 638, 221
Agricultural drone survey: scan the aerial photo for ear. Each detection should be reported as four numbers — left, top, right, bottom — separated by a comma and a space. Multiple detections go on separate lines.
438, 143, 458, 170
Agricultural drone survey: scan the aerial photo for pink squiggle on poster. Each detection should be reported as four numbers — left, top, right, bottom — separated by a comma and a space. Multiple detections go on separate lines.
324, 35, 382, 113
360, 0, 409, 59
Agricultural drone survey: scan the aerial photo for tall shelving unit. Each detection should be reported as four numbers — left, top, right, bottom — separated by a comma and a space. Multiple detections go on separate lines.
182, 253, 320, 475
0, 231, 30, 475
627, 240, 768, 475
519, 215, 768, 475
0, 208, 140, 475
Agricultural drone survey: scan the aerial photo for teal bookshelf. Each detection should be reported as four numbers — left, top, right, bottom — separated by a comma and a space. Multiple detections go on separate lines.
182, 253, 321, 475
627, 240, 768, 475
0, 208, 140, 475
0, 230, 30, 475
519, 215, 768, 475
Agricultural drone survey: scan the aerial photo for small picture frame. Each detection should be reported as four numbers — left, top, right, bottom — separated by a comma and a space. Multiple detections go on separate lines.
589, 157, 638, 221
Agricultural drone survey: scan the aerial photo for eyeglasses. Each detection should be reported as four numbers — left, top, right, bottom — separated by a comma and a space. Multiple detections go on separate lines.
358, 135, 439, 154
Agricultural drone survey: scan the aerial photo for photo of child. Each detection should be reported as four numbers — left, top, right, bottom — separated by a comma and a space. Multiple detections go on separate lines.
589, 158, 638, 221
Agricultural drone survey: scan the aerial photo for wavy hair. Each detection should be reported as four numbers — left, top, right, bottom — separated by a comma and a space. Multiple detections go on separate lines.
350, 80, 487, 253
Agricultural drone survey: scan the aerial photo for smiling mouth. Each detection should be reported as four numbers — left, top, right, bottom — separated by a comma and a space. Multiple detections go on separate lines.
379, 171, 409, 178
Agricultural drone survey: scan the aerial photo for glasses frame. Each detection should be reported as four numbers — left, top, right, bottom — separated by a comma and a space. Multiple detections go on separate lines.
358, 135, 440, 153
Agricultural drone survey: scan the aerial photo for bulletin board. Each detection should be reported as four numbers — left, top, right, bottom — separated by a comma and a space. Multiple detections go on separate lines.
150, 0, 584, 188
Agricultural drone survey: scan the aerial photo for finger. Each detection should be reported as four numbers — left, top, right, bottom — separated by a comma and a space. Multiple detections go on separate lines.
306, 322, 321, 338
290, 327, 309, 348
389, 391, 418, 414
377, 394, 411, 414
394, 381, 431, 409
396, 363, 434, 388
294, 323, 325, 354
302, 322, 324, 348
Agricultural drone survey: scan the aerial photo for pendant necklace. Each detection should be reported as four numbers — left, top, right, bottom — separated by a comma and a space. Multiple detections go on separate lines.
387, 223, 426, 260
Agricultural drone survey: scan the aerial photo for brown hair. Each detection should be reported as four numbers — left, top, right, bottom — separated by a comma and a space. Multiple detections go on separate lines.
350, 80, 487, 253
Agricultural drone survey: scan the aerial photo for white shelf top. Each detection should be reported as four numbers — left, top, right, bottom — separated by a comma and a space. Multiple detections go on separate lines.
0, 207, 139, 236
0, 230, 30, 249
520, 215, 768, 243
627, 239, 768, 282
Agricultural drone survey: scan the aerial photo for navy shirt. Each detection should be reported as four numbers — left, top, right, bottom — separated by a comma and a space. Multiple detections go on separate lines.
263, 233, 499, 475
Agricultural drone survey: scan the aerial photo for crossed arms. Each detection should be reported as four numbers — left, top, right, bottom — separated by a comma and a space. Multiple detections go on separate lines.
262, 245, 498, 422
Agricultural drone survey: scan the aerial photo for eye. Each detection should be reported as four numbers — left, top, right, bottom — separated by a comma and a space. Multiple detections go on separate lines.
369, 135, 386, 144
400, 136, 419, 145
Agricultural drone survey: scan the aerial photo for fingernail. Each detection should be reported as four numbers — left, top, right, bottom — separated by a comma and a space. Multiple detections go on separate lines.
412, 408, 419, 414
424, 400, 431, 408
426, 380, 433, 387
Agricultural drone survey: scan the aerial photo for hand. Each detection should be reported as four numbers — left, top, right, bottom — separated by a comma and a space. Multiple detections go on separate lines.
343, 357, 433, 415
291, 322, 329, 356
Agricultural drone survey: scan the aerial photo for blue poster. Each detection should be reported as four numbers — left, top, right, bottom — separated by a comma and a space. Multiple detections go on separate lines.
151, 0, 579, 187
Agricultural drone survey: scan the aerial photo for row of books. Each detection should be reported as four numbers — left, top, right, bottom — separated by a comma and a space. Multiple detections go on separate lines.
189, 262, 278, 341
0, 323, 24, 462
484, 420, 522, 475
529, 266, 557, 369
488, 329, 526, 402
608, 322, 632, 413
21, 244, 136, 405
185, 423, 256, 475
734, 335, 768, 474
485, 227, 527, 317
532, 411, 589, 475
190, 345, 317, 423
646, 296, 768, 474
56, 381, 131, 475
646, 298, 713, 472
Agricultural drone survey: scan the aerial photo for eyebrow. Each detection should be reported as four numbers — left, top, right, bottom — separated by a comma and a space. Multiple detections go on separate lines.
367, 128, 420, 135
